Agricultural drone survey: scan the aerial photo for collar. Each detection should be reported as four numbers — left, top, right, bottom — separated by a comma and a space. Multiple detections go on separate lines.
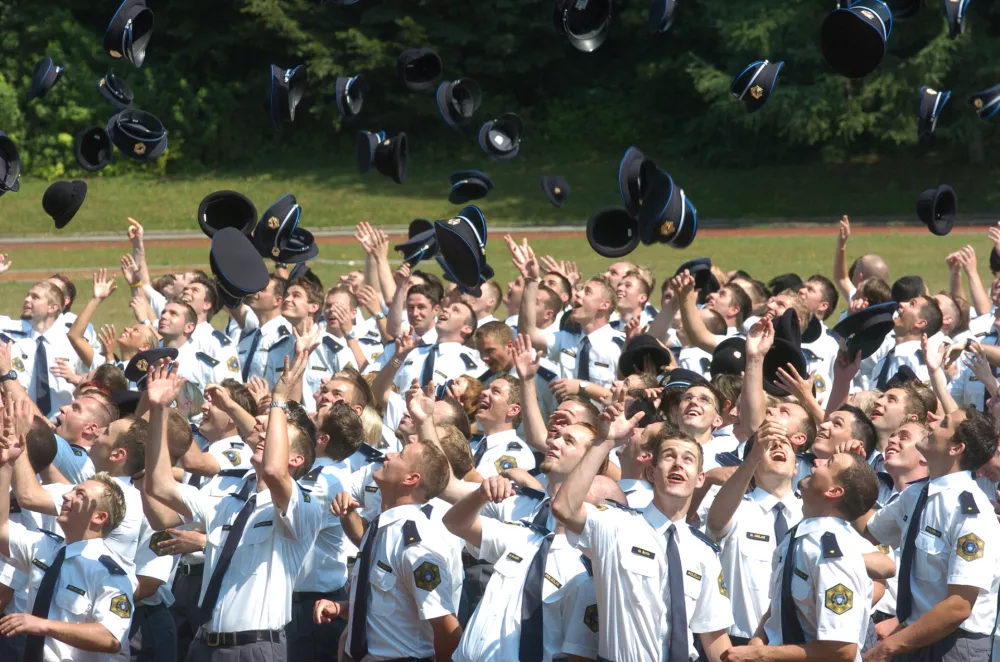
484, 428, 520, 449
65, 538, 102, 560
32, 323, 64, 342
618, 478, 651, 492
379, 503, 424, 527
479, 314, 498, 326
642, 504, 683, 535
714, 425, 735, 438
419, 328, 438, 345
585, 323, 616, 343
311, 456, 335, 469
192, 321, 214, 339
927, 469, 975, 496
209, 435, 244, 450
893, 339, 922, 355
795, 515, 851, 538
749, 486, 798, 512
260, 316, 290, 336
112, 475, 133, 489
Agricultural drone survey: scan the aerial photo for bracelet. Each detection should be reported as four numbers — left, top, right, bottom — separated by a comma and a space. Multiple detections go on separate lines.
269, 400, 288, 411
373, 311, 387, 321
129, 282, 144, 289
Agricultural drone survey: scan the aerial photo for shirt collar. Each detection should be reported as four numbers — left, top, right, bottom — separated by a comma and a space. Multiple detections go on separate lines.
928, 470, 975, 496
260, 316, 289, 336
485, 428, 520, 449
209, 435, 244, 450
750, 486, 798, 511
586, 323, 615, 343
795, 515, 851, 538
311, 456, 335, 469
379, 503, 424, 527
66, 538, 103, 560
642, 504, 683, 535
618, 478, 651, 492
893, 339, 922, 355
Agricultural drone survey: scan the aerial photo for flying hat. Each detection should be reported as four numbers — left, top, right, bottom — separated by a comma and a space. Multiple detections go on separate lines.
884, 364, 920, 391
356, 131, 407, 184
435, 205, 493, 293
801, 314, 824, 344
618, 146, 652, 218
916, 184, 956, 236
103, 0, 154, 68
917, 86, 950, 137
394, 219, 439, 267
636, 166, 698, 249
398, 48, 443, 92
107, 108, 167, 161
42, 181, 87, 229
96, 71, 134, 109
763, 309, 809, 396
944, 0, 971, 38
618, 334, 674, 378
28, 57, 64, 100
553, 0, 612, 52
212, 227, 271, 308
832, 301, 897, 360
197, 191, 257, 239
111, 390, 141, 417
586, 207, 640, 258
74, 125, 113, 172
730, 60, 784, 112
448, 170, 493, 205
478, 113, 523, 160
820, 0, 893, 79
335, 74, 364, 120
969, 84, 1000, 121
252, 194, 318, 263
675, 258, 720, 297
711, 336, 747, 378
125, 348, 178, 390
648, 0, 677, 32
436, 78, 482, 128
0, 132, 21, 195
269, 64, 307, 128
541, 176, 569, 207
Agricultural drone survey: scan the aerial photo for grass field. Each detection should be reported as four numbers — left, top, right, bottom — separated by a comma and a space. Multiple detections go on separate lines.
2, 152, 1000, 235
1, 229, 994, 333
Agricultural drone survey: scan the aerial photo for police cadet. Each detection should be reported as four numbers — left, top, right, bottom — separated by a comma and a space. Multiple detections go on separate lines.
474, 321, 518, 387
393, 299, 483, 391
552, 399, 734, 662
126, 505, 181, 662
724, 452, 883, 662
155, 302, 232, 396
444, 473, 607, 661
181, 274, 242, 381
144, 348, 323, 662
235, 275, 293, 386
0, 401, 134, 661
181, 380, 256, 485
859, 406, 1000, 662
372, 271, 440, 378
325, 433, 463, 661
471, 375, 536, 478
869, 297, 941, 390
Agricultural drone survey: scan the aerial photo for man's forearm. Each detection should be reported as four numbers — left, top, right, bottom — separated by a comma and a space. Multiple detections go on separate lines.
44, 620, 122, 654
519, 379, 548, 452
645, 300, 676, 344
518, 280, 550, 352
755, 641, 856, 662
741, 356, 766, 438
678, 294, 717, 353
552, 438, 613, 533
706, 454, 757, 538
67, 297, 101, 366
11, 451, 57, 516
928, 367, 959, 414
144, 404, 190, 517
0, 465, 13, 557
441, 491, 488, 547
386, 284, 407, 338
966, 269, 991, 316
877, 595, 973, 656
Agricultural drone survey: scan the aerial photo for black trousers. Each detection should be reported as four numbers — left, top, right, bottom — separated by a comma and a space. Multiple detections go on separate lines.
286, 588, 349, 662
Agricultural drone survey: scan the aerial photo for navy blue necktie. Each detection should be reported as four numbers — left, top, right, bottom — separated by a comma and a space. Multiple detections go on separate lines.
349, 514, 381, 662
519, 532, 555, 662
241, 329, 262, 381
780, 525, 806, 644
199, 478, 257, 624
773, 502, 789, 544
665, 524, 689, 662
896, 482, 930, 622
982, 332, 998, 410
473, 435, 488, 467
24, 546, 65, 662
874, 347, 896, 391
420, 344, 438, 387
576, 336, 591, 381
34, 336, 51, 416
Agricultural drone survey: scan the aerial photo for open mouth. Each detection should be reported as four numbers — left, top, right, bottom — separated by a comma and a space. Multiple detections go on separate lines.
771, 450, 788, 462
667, 472, 686, 484
683, 406, 702, 417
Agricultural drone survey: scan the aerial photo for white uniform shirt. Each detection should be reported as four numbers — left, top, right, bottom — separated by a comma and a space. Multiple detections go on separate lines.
868, 339, 929, 390
455, 519, 598, 662
297, 333, 363, 413
802, 324, 840, 406
237, 315, 293, 386
294, 461, 351, 594
548, 324, 625, 389
349, 461, 385, 521
868, 472, 1000, 634
715, 487, 804, 639
392, 340, 485, 392
762, 517, 873, 661
176, 468, 251, 569
367, 328, 438, 376
618, 479, 654, 510
134, 516, 180, 607
173, 339, 232, 396
180, 476, 323, 632
472, 429, 537, 479
344, 503, 463, 660
7, 528, 134, 662
51, 434, 95, 485
949, 328, 999, 409
678, 346, 713, 378
191, 322, 242, 379
24, 324, 85, 419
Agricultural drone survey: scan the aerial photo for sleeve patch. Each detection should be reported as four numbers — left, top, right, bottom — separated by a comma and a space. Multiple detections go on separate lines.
149, 531, 173, 557
110, 593, 132, 618
222, 450, 241, 466
958, 533, 985, 561
413, 561, 441, 591
584, 604, 599, 633
494, 455, 518, 473
824, 584, 853, 614
226, 356, 239, 373
718, 571, 728, 597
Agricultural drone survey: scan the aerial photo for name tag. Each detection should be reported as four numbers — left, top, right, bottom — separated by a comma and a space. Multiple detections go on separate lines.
561, 349, 576, 358
925, 526, 942, 537
544, 573, 562, 588
66, 584, 86, 596
686, 570, 702, 581
595, 362, 609, 368
365, 485, 378, 493
746, 532, 771, 542
31, 559, 49, 571
311, 366, 328, 371
253, 520, 273, 528
376, 560, 393, 573
506, 553, 523, 563
631, 546, 655, 559
404, 360, 413, 366
794, 568, 808, 581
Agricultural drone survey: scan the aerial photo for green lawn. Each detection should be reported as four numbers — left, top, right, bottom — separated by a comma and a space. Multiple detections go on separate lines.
2, 152, 1000, 235
1, 230, 992, 333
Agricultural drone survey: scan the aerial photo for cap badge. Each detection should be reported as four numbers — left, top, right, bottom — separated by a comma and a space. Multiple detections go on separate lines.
860, 9, 874, 19
974, 98, 984, 109
750, 85, 763, 100
271, 247, 281, 258
447, 218, 461, 226
267, 216, 280, 230
554, 187, 562, 194
133, 142, 146, 155
136, 358, 148, 373
660, 221, 676, 237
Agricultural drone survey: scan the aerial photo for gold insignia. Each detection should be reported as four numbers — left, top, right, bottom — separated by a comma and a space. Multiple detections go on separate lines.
926, 87, 937, 94
733, 351, 742, 359
815, 375, 827, 394
133, 142, 146, 155
150, 531, 173, 557
222, 450, 241, 466
11, 357, 23, 372
446, 218, 461, 226
267, 216, 280, 230
110, 593, 132, 618
226, 356, 239, 373
824, 584, 853, 615
413, 561, 441, 591
860, 9, 874, 19
718, 571, 728, 597
494, 455, 517, 473
975, 98, 984, 109
110, 50, 122, 59
382, 139, 390, 146
99, 79, 106, 88
957, 533, 984, 561
877, 544, 891, 555
659, 221, 675, 237
750, 85, 763, 100
584, 604, 599, 633
136, 358, 148, 373
554, 186, 561, 194
686, 570, 702, 580
271, 247, 281, 258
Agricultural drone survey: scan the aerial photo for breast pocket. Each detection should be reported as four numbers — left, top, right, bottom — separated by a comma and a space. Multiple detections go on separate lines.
741, 537, 775, 592
618, 541, 660, 579
234, 519, 276, 576
369, 563, 398, 617
913, 531, 948, 582
589, 358, 617, 388
558, 350, 577, 378
54, 586, 92, 617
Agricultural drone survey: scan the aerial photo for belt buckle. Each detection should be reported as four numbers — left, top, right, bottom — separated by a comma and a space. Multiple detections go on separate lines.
206, 632, 220, 647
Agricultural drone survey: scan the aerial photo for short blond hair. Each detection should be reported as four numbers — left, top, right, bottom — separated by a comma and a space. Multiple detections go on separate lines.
360, 406, 383, 447
92, 472, 126, 536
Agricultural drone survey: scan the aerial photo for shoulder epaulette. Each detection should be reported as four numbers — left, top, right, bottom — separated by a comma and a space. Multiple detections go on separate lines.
644, 303, 658, 317
915, 349, 925, 363
580, 554, 594, 577
536, 365, 556, 382
278, 326, 291, 337
217, 468, 250, 478
323, 337, 344, 354
196, 352, 219, 367
699, 357, 711, 374
604, 499, 640, 514
70, 444, 86, 458
212, 330, 232, 347
611, 336, 625, 349
715, 451, 742, 468
876, 472, 894, 490
478, 369, 495, 382
514, 486, 546, 500
358, 444, 385, 462
2, 328, 26, 337
358, 337, 380, 346
99, 554, 126, 575
420, 503, 434, 518
688, 525, 721, 554
820, 532, 842, 559
402, 520, 421, 546
9, 495, 20, 514
959, 491, 980, 515
507, 441, 523, 451
41, 529, 64, 542
460, 353, 478, 370
302, 466, 323, 483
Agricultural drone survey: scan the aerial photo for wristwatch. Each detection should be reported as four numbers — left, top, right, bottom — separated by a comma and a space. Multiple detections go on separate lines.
0, 370, 16, 383
579, 380, 591, 396
346, 329, 358, 340
372, 311, 387, 321
269, 400, 288, 411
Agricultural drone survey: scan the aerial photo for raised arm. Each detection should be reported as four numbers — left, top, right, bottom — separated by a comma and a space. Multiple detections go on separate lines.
707, 421, 782, 540
957, 246, 991, 317
143, 361, 193, 520
832, 215, 853, 300
824, 349, 861, 417
510, 236, 551, 352
385, 262, 411, 339
512, 333, 548, 452
922, 334, 958, 415
645, 295, 678, 345
674, 271, 719, 353
739, 317, 774, 439
441, 477, 514, 549
68, 269, 118, 367
0, 399, 26, 558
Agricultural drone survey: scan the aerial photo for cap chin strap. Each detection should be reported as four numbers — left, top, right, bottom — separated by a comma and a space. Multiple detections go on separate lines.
738, 61, 769, 101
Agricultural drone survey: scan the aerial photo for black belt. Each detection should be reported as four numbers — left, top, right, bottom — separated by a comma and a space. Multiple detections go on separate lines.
293, 589, 347, 604
177, 563, 204, 577
197, 628, 284, 647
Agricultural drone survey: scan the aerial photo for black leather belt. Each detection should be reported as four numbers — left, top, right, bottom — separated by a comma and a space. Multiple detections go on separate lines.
177, 563, 204, 577
293, 589, 347, 603
197, 628, 283, 647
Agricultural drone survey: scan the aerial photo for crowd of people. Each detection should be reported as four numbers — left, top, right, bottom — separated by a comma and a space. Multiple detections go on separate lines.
0, 214, 998, 662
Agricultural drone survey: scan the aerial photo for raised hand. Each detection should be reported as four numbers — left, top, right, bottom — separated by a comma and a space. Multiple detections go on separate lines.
120, 254, 140, 286
204, 383, 238, 415
330, 491, 361, 518
848, 296, 869, 313
833, 347, 862, 383
393, 261, 411, 288
506, 235, 540, 280
512, 333, 539, 381
624, 317, 643, 341
127, 217, 145, 248
597, 387, 645, 443
0, 399, 25, 463
406, 379, 436, 424
989, 223, 1000, 254
775, 363, 814, 401
355, 285, 381, 316
51, 358, 87, 386
0, 253, 12, 274
293, 323, 322, 359
92, 268, 119, 301
745, 316, 775, 359
921, 333, 946, 372
956, 244, 977, 272
246, 376, 271, 411
478, 475, 516, 503
669, 270, 695, 300
97, 325, 117, 359
395, 331, 418, 359
837, 215, 851, 247
964, 342, 998, 394
146, 359, 186, 408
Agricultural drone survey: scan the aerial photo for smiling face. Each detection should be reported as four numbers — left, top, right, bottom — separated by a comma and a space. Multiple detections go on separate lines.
765, 293, 794, 319
894, 297, 927, 335
798, 452, 851, 506
57, 480, 111, 537
647, 436, 704, 499
797, 280, 828, 317
476, 379, 516, 427
314, 378, 357, 411
199, 389, 235, 441
282, 284, 319, 323
158, 302, 194, 339
476, 334, 511, 374
884, 422, 927, 475
246, 279, 282, 314
615, 275, 648, 313
406, 293, 439, 336
918, 408, 967, 463
571, 279, 613, 324
871, 388, 912, 434
678, 385, 722, 437
813, 410, 856, 458
540, 424, 595, 479
756, 433, 797, 478
117, 324, 154, 352
179, 281, 212, 320
55, 396, 102, 443
435, 302, 474, 339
